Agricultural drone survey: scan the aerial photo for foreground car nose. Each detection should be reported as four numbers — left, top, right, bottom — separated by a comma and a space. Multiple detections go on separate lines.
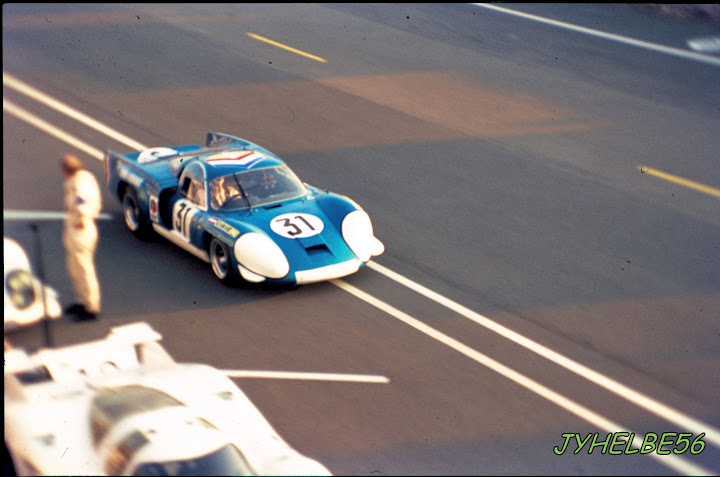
233, 232, 290, 279
341, 210, 384, 262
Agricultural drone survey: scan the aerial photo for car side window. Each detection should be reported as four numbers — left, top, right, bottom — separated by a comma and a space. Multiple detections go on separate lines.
187, 181, 198, 202
191, 180, 206, 208
180, 176, 192, 197
178, 162, 207, 208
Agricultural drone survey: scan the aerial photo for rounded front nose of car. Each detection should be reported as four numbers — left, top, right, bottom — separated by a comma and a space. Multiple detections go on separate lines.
233, 232, 290, 280
341, 210, 384, 262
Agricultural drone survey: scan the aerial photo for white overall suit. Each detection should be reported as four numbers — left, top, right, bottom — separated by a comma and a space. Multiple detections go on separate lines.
63, 169, 102, 314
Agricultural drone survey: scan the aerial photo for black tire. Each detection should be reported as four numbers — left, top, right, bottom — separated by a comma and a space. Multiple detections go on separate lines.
122, 187, 151, 239
209, 237, 239, 286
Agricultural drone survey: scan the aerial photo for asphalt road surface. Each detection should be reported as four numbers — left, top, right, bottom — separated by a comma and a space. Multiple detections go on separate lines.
3, 4, 719, 475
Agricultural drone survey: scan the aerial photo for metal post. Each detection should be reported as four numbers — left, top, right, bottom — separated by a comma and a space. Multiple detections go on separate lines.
29, 223, 53, 348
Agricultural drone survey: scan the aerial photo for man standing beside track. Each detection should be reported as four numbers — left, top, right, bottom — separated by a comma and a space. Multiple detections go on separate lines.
60, 153, 102, 322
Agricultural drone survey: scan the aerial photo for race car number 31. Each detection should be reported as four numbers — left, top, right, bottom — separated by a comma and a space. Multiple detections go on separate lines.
271, 213, 324, 238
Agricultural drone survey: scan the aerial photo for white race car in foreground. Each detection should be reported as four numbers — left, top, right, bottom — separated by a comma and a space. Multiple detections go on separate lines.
4, 237, 62, 332
4, 322, 332, 476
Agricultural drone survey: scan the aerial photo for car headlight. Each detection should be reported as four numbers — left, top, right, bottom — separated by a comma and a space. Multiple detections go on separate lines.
233, 233, 290, 279
342, 210, 384, 262
6, 269, 36, 309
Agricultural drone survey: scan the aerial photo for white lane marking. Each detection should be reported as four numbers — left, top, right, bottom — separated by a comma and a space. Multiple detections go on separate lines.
3, 73, 147, 151
472, 4, 720, 67
367, 260, 720, 448
332, 278, 713, 476
3, 210, 113, 220
3, 99, 104, 160
7, 73, 720, 458
223, 370, 390, 383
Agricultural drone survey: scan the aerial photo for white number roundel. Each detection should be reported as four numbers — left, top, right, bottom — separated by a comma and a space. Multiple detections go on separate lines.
270, 213, 324, 239
137, 147, 178, 164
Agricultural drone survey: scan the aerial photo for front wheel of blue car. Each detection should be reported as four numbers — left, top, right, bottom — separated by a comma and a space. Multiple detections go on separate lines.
209, 238, 239, 286
122, 187, 151, 239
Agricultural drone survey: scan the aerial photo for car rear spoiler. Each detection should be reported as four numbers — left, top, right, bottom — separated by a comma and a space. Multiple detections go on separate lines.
206, 132, 254, 148
206, 132, 281, 159
4, 322, 176, 387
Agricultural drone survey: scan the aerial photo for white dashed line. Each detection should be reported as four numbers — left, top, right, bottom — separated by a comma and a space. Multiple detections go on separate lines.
223, 370, 390, 383
3, 210, 113, 221
472, 4, 720, 66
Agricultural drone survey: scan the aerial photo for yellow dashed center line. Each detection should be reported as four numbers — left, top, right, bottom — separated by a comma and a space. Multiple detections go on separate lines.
639, 165, 720, 199
247, 32, 327, 63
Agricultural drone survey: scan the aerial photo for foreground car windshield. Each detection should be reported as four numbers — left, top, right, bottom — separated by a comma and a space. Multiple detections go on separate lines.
210, 165, 307, 210
133, 444, 254, 476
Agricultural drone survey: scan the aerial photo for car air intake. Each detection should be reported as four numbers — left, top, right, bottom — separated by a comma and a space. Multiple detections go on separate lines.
305, 244, 329, 256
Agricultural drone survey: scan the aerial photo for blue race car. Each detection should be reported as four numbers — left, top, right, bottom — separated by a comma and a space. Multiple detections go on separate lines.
105, 132, 384, 286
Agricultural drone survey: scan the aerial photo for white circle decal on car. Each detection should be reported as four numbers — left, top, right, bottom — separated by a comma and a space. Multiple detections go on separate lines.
270, 213, 324, 239
137, 147, 178, 164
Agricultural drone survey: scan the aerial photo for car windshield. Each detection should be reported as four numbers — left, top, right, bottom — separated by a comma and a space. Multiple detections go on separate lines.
209, 165, 307, 211
133, 444, 254, 476
91, 386, 184, 446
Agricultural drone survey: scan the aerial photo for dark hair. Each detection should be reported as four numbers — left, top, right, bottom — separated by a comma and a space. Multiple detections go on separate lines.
61, 154, 83, 174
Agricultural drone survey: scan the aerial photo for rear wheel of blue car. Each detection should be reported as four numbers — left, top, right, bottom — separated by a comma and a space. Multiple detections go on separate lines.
209, 238, 239, 286
122, 187, 151, 239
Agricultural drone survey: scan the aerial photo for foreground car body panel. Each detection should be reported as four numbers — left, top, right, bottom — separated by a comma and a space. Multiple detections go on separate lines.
4, 322, 332, 476
3, 237, 62, 331
105, 132, 384, 285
